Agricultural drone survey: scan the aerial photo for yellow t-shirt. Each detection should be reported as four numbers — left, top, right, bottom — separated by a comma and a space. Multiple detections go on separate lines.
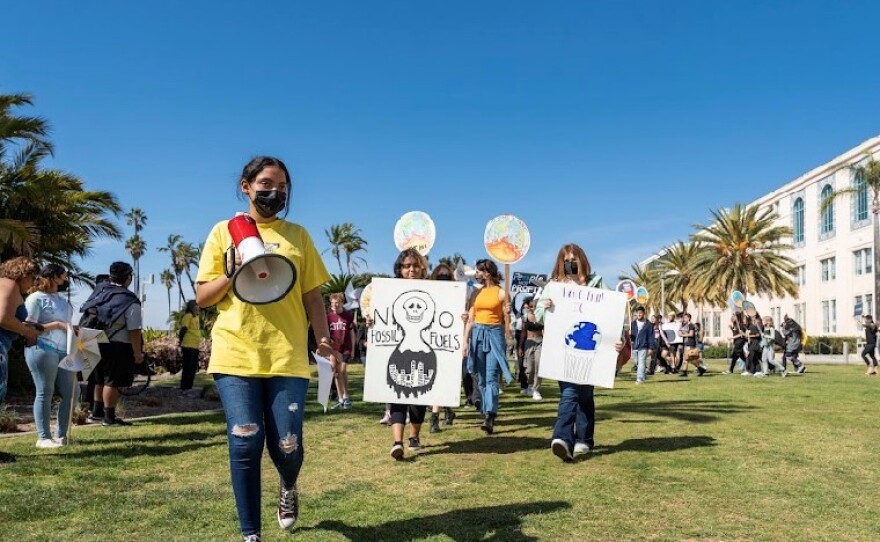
180, 313, 201, 349
196, 219, 330, 378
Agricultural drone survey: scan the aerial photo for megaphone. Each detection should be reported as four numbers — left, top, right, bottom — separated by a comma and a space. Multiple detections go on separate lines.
224, 214, 297, 305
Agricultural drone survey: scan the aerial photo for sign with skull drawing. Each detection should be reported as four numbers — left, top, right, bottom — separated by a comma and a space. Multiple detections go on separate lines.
538, 282, 628, 389
363, 278, 467, 406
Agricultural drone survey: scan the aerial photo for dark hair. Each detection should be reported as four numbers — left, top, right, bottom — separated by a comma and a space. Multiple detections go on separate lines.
186, 299, 198, 314
430, 264, 454, 280
550, 243, 591, 283
109, 261, 133, 284
239, 156, 292, 217
475, 259, 503, 284
393, 249, 428, 279
635, 306, 645, 313
95, 274, 110, 284
32, 263, 67, 293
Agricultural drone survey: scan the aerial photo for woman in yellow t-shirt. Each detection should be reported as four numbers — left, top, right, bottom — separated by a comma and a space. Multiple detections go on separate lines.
196, 156, 335, 542
178, 300, 201, 390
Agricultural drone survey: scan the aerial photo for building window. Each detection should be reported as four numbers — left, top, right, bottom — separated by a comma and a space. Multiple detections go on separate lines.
794, 302, 806, 326
820, 184, 835, 239
853, 173, 870, 228
713, 312, 721, 337
855, 295, 864, 317
701, 314, 709, 337
794, 265, 806, 286
822, 300, 837, 334
868, 294, 874, 316
792, 197, 805, 245
854, 248, 873, 275
820, 257, 836, 281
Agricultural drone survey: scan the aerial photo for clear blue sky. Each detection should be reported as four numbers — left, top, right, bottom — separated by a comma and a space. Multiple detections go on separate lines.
4, 1, 879, 328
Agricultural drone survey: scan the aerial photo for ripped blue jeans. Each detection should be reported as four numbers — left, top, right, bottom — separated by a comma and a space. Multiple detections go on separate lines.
213, 374, 308, 536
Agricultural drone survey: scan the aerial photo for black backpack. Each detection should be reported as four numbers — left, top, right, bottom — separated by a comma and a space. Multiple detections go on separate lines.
774, 330, 786, 349
79, 305, 110, 330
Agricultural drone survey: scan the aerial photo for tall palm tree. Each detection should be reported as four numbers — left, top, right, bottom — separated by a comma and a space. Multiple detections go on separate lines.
323, 224, 347, 274
690, 203, 797, 305
342, 225, 368, 274
175, 241, 200, 297
160, 269, 175, 320
158, 234, 186, 307
125, 234, 146, 295
124, 207, 148, 294
821, 155, 880, 315
655, 241, 701, 313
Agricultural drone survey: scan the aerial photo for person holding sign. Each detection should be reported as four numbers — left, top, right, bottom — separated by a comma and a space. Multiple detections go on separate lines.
534, 244, 623, 462
24, 264, 75, 448
464, 259, 513, 435
196, 156, 337, 542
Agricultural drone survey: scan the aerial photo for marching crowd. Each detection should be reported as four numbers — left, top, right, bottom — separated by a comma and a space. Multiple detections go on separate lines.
0, 154, 867, 542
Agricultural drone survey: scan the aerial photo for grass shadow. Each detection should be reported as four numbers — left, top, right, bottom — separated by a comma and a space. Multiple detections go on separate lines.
306, 500, 571, 542
602, 399, 755, 424
418, 436, 547, 456
587, 435, 716, 459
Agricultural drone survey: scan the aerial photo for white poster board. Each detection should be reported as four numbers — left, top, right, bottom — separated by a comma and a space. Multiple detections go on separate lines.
538, 282, 627, 389
363, 278, 466, 406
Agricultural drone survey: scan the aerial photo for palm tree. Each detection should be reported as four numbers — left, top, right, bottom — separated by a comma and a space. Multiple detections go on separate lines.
655, 241, 701, 313
342, 226, 368, 274
175, 241, 200, 297
158, 234, 185, 307
124, 207, 148, 294
437, 253, 467, 268
323, 224, 347, 274
690, 203, 797, 305
821, 155, 880, 315
125, 234, 146, 295
160, 269, 175, 320
0, 92, 51, 157
1, 142, 122, 265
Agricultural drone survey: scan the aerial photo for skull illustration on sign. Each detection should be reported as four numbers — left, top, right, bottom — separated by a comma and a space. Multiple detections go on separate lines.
387, 290, 438, 398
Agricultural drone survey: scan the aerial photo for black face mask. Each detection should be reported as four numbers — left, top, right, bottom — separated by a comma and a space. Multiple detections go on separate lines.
253, 190, 287, 218
435, 275, 453, 281
57, 279, 70, 292
564, 261, 579, 275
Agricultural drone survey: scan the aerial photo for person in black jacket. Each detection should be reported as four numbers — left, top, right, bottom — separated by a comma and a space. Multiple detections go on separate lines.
630, 306, 653, 384
861, 315, 878, 375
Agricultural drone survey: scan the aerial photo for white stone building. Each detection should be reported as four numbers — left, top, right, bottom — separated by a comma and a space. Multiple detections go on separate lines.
646, 135, 880, 342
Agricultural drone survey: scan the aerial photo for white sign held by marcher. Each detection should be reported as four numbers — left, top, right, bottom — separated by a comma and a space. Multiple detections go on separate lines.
539, 282, 627, 389
313, 352, 334, 412
363, 278, 466, 406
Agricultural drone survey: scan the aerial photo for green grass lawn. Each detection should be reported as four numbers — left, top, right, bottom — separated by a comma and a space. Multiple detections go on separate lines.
1, 361, 878, 541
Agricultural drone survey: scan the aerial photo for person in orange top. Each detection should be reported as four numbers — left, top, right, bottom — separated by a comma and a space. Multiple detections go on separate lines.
463, 259, 512, 435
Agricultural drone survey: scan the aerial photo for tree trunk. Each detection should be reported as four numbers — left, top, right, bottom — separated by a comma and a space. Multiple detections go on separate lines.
167, 287, 172, 321
176, 273, 186, 307
873, 201, 880, 317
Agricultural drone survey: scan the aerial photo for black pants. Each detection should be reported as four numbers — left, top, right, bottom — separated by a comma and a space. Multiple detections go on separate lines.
515, 330, 528, 389
862, 344, 877, 366
180, 347, 199, 390
729, 342, 747, 372
747, 345, 761, 374
389, 403, 427, 425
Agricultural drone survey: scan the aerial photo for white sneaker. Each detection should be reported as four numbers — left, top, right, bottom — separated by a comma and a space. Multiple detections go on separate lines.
277, 483, 299, 531
754, 372, 767, 378
574, 442, 591, 454
780, 370, 788, 378
532, 390, 543, 400
36, 438, 62, 449
741, 371, 752, 376
520, 387, 532, 396
53, 436, 67, 446
551, 439, 573, 462
498, 388, 504, 395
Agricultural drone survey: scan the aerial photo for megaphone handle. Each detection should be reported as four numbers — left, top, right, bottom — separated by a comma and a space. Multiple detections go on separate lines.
223, 245, 236, 278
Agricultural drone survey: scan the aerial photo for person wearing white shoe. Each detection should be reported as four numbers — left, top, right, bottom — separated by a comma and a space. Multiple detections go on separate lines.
24, 264, 76, 449
35, 438, 63, 449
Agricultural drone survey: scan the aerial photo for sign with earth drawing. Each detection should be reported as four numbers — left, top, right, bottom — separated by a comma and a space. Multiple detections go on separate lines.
538, 281, 627, 389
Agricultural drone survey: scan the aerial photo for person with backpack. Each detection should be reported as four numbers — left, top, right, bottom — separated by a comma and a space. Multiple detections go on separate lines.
724, 313, 749, 375
860, 315, 878, 375
781, 315, 807, 374
81, 261, 144, 426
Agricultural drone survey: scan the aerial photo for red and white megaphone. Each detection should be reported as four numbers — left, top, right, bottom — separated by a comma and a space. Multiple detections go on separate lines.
224, 214, 297, 305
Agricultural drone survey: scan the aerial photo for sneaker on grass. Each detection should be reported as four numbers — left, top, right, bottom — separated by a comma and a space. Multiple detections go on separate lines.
551, 439, 573, 462
277, 482, 299, 531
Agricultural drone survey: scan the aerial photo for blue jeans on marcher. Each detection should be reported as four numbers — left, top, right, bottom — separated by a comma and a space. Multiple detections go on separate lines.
25, 347, 76, 440
467, 324, 512, 415
213, 374, 308, 536
635, 348, 649, 383
552, 381, 595, 449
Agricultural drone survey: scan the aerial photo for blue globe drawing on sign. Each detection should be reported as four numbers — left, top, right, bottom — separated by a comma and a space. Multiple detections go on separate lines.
565, 322, 601, 351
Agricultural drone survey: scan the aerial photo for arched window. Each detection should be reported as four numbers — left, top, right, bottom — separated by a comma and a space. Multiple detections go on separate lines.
854, 175, 869, 223
820, 184, 834, 235
793, 197, 805, 244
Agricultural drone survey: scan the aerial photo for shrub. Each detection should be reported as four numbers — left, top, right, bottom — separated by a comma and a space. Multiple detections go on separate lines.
143, 335, 181, 374
0, 406, 21, 433
803, 336, 858, 355
702, 343, 731, 359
